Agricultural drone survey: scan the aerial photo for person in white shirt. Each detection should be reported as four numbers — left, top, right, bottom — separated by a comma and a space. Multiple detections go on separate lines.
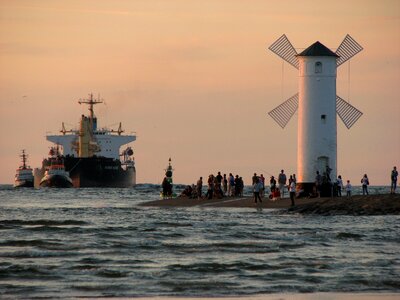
253, 177, 262, 204
361, 174, 369, 195
345, 180, 352, 199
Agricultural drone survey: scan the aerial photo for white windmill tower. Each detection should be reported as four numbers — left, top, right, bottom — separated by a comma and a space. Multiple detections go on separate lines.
268, 34, 363, 196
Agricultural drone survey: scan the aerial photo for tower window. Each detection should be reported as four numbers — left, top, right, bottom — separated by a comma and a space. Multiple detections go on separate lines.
321, 114, 326, 124
315, 61, 322, 73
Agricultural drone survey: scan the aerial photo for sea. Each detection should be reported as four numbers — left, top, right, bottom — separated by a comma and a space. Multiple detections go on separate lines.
0, 184, 399, 299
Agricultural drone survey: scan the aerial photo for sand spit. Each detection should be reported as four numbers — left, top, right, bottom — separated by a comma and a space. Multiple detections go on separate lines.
139, 193, 400, 215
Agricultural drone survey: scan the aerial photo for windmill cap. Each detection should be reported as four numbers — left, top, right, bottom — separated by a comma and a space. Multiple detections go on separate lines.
297, 41, 339, 57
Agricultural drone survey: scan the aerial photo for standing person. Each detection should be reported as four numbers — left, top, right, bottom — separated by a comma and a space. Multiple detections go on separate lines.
162, 177, 172, 198
223, 174, 228, 195
391, 166, 398, 194
234, 175, 241, 196
216, 172, 223, 185
253, 178, 262, 203
293, 174, 297, 184
214, 175, 222, 198
345, 180, 352, 198
336, 175, 343, 197
228, 173, 235, 196
315, 171, 322, 198
196, 177, 203, 199
361, 174, 369, 195
260, 174, 265, 198
239, 177, 244, 196
278, 170, 287, 198
289, 180, 296, 206
270, 176, 276, 193
252, 173, 258, 185
216, 172, 223, 195
288, 175, 293, 185
205, 174, 214, 199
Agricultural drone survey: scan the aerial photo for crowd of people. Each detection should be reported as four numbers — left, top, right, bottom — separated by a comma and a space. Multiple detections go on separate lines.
178, 172, 246, 199
168, 165, 398, 201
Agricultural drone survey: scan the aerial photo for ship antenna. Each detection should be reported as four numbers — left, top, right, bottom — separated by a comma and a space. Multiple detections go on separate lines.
78, 93, 103, 129
20, 149, 27, 169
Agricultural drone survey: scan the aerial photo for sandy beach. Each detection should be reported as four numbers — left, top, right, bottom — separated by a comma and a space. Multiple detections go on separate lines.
139, 193, 400, 215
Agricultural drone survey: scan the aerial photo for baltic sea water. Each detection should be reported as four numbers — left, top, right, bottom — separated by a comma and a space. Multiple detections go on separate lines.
0, 184, 399, 298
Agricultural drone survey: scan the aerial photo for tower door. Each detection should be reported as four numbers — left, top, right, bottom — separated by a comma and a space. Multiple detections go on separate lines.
317, 156, 329, 175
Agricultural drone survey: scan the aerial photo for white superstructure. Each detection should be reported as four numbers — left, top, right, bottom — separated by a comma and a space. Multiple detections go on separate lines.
47, 131, 135, 160
46, 94, 136, 160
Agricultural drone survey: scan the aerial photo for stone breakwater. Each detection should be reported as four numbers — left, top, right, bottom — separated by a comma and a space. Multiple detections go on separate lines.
140, 193, 400, 215
287, 194, 400, 215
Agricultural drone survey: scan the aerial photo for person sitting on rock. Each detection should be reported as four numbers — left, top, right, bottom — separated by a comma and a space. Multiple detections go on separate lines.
180, 185, 193, 198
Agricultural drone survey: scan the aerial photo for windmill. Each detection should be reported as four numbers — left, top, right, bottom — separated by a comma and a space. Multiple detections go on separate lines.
268, 34, 363, 196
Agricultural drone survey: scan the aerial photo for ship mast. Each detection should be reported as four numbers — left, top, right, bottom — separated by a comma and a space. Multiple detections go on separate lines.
77, 93, 102, 157
78, 93, 103, 124
20, 149, 27, 169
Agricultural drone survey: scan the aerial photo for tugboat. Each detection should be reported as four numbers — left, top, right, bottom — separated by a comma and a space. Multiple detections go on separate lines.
34, 93, 136, 188
39, 147, 73, 188
14, 150, 34, 188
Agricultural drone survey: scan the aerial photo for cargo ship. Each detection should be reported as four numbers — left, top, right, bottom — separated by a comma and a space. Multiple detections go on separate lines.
34, 93, 136, 188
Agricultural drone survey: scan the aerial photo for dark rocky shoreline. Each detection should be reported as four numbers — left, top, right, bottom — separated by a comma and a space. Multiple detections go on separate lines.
140, 193, 400, 215
287, 194, 400, 215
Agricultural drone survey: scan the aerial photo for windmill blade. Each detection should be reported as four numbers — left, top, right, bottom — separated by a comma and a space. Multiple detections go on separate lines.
336, 34, 363, 66
336, 95, 363, 129
268, 93, 298, 128
269, 34, 299, 69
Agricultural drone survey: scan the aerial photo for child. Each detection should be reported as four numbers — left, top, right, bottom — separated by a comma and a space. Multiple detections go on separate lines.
345, 180, 352, 199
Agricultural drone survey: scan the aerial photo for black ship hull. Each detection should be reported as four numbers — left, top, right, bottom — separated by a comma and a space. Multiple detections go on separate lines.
36, 156, 136, 188
40, 175, 73, 188
14, 180, 34, 188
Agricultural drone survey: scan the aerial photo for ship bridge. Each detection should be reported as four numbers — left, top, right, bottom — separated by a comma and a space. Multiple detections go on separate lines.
47, 131, 136, 160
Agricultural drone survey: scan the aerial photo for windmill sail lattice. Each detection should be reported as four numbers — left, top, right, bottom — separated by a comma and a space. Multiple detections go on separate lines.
268, 34, 299, 69
268, 93, 298, 128
336, 96, 363, 129
335, 34, 363, 67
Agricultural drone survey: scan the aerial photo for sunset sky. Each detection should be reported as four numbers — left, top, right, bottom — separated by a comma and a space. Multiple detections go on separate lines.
0, 0, 399, 185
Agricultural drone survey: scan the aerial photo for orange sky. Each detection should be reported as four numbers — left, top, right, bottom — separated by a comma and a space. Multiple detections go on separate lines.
0, 0, 399, 185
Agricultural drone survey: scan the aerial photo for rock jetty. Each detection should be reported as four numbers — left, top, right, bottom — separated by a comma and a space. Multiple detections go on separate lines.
287, 194, 400, 215
140, 193, 400, 215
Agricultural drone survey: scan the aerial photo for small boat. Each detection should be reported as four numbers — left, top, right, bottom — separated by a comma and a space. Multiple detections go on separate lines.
14, 150, 34, 188
39, 148, 73, 188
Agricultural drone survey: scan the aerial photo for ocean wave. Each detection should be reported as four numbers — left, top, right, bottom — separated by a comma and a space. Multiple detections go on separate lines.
0, 249, 80, 259
0, 264, 63, 280
0, 239, 63, 249
95, 268, 129, 278
336, 232, 364, 239
0, 219, 88, 226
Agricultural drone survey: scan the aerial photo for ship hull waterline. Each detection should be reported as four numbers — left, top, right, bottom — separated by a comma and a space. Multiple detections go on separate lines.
14, 180, 34, 188
35, 156, 136, 188
39, 174, 73, 188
